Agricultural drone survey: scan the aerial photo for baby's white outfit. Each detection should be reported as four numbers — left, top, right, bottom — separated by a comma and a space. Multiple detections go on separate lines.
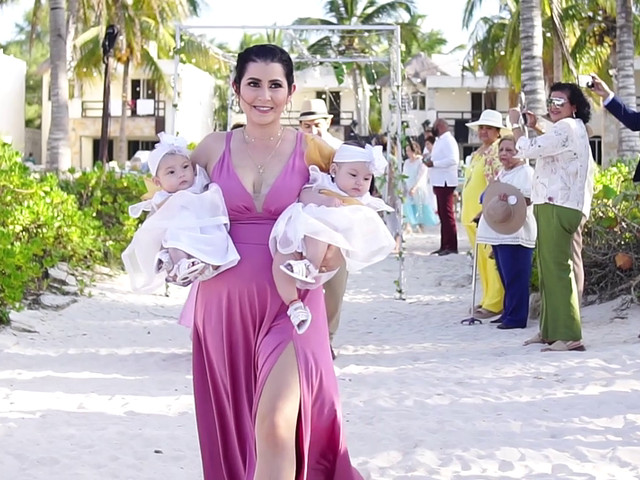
269, 166, 395, 281
122, 165, 240, 292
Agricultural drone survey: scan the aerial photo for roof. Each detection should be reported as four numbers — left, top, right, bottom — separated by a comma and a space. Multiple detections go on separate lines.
377, 52, 449, 87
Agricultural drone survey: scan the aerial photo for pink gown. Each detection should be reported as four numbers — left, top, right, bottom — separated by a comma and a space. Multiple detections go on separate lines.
189, 131, 363, 479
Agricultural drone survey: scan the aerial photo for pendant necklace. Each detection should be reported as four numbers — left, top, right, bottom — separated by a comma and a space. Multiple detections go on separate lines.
242, 127, 285, 195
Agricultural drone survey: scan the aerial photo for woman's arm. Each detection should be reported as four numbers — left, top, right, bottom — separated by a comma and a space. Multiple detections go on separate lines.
190, 131, 227, 174
514, 120, 572, 159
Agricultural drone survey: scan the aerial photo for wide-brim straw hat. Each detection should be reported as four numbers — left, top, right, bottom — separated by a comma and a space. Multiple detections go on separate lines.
467, 109, 511, 136
482, 181, 527, 235
298, 99, 333, 121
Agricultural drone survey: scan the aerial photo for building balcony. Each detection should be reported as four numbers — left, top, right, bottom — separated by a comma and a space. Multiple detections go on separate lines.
281, 110, 355, 127
80, 99, 166, 119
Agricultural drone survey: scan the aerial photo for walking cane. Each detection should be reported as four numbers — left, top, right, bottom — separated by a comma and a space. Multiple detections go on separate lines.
461, 236, 481, 325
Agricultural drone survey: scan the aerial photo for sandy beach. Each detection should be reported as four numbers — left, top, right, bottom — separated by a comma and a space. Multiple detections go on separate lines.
1, 226, 639, 479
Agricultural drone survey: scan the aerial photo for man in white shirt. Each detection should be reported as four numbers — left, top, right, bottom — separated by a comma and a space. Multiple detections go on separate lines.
425, 118, 460, 255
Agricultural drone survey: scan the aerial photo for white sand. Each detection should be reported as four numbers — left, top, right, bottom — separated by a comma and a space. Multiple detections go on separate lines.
1, 226, 639, 479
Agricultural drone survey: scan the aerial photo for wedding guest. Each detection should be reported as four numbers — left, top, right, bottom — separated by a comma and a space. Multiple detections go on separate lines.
186, 44, 363, 478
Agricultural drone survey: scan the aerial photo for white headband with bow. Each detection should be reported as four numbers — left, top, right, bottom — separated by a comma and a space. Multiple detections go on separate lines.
147, 132, 190, 176
333, 144, 388, 176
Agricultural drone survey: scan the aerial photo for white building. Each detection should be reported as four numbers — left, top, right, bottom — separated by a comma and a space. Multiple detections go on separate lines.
0, 51, 26, 153
379, 53, 511, 160
41, 58, 215, 169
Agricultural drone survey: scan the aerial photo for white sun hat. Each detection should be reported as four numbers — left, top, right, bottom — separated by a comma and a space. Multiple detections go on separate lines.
466, 109, 511, 136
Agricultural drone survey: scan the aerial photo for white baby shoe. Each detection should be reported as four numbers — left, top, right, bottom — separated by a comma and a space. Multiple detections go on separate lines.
287, 300, 312, 334
280, 259, 318, 284
154, 249, 173, 274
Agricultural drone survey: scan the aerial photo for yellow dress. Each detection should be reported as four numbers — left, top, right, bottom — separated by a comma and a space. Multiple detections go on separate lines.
461, 141, 504, 313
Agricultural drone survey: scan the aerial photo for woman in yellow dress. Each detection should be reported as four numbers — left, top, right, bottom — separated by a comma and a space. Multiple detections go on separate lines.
462, 110, 508, 320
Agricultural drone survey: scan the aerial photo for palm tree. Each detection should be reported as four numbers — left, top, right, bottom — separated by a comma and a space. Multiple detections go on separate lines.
520, 0, 546, 115
294, 0, 417, 135
615, 0, 640, 158
47, 0, 71, 170
74, 1, 228, 163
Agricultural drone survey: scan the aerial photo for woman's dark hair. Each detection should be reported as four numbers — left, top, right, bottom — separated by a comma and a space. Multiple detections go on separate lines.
549, 82, 591, 123
233, 44, 295, 93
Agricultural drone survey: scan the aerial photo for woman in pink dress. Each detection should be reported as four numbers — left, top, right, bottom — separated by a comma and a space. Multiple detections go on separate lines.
187, 44, 363, 479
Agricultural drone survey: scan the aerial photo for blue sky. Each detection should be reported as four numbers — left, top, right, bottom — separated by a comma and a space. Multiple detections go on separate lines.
0, 0, 499, 55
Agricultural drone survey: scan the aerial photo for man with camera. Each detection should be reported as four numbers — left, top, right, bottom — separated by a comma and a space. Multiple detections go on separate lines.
589, 73, 640, 182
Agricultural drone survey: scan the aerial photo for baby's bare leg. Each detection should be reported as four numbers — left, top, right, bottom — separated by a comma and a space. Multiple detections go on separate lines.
303, 236, 330, 270
166, 247, 189, 264
273, 250, 300, 306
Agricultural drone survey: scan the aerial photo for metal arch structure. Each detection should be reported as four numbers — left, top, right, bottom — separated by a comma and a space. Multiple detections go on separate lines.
172, 23, 407, 298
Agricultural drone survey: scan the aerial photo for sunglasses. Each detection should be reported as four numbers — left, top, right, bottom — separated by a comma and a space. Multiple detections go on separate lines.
546, 97, 569, 108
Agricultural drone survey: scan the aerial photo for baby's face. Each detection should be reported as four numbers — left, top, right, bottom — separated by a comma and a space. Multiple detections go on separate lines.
154, 154, 195, 193
331, 161, 372, 197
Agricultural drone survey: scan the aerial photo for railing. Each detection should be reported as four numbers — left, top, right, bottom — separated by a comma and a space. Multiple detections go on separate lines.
281, 110, 355, 126
81, 100, 166, 118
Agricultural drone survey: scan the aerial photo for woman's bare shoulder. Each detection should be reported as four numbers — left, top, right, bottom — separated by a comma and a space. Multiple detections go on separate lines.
191, 131, 229, 171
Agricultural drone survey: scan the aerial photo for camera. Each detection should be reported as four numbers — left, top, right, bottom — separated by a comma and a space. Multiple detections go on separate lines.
578, 74, 594, 89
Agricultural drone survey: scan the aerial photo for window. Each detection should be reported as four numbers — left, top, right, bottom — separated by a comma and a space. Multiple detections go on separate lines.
411, 92, 426, 111
92, 138, 114, 165
131, 79, 157, 116
470, 91, 498, 120
128, 140, 156, 160
589, 136, 602, 165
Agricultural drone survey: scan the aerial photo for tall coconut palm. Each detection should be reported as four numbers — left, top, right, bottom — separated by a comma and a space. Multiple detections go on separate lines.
294, 0, 416, 135
615, 0, 640, 157
47, 0, 71, 170
520, 0, 546, 115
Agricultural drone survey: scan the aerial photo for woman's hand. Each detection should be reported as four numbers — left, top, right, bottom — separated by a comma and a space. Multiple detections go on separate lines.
409, 186, 416, 196
508, 108, 521, 126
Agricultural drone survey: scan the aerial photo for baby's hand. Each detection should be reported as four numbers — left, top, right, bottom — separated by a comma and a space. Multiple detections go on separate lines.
324, 197, 343, 208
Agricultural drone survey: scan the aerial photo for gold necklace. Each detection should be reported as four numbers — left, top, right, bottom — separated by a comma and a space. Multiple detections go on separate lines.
243, 129, 285, 194
242, 126, 283, 143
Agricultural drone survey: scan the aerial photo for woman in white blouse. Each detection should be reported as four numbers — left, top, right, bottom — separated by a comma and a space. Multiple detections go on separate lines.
508, 83, 595, 352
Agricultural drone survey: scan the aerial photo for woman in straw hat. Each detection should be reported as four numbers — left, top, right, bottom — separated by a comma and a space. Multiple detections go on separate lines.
462, 109, 509, 320
477, 136, 536, 330
508, 82, 595, 352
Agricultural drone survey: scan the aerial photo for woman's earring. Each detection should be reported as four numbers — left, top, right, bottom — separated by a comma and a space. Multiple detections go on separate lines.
572, 110, 576, 118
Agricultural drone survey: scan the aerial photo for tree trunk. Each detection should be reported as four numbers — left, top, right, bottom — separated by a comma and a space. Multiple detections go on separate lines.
66, 0, 79, 96
350, 67, 369, 136
47, 0, 71, 171
118, 59, 130, 166
520, 0, 546, 116
615, 0, 640, 158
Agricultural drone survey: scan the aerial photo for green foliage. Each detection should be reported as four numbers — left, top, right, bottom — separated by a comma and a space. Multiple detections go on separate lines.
583, 159, 640, 302
58, 165, 147, 264
0, 142, 101, 323
0, 142, 147, 324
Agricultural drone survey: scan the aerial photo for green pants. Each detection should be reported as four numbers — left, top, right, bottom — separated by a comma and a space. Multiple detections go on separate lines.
534, 204, 584, 342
